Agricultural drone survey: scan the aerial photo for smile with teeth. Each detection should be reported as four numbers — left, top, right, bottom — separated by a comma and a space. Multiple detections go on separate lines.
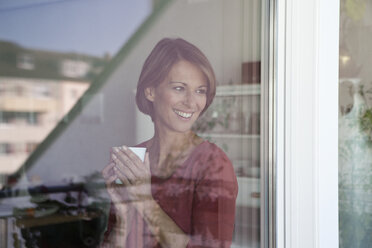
174, 110, 193, 119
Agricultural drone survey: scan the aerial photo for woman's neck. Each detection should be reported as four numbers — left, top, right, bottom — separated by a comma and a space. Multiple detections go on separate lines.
150, 128, 194, 156
146, 126, 201, 177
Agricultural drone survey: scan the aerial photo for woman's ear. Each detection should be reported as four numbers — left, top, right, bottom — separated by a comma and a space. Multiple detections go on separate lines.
144, 87, 155, 102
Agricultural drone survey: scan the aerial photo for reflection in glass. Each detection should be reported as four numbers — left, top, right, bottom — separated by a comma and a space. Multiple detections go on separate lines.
0, 42, 104, 175
0, 0, 263, 247
339, 1, 372, 247
0, 1, 151, 247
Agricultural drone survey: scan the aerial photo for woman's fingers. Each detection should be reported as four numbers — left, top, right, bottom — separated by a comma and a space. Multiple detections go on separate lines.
144, 152, 150, 167
102, 162, 116, 180
106, 174, 119, 187
111, 153, 137, 184
112, 148, 142, 177
104, 147, 153, 203
109, 146, 151, 191
102, 161, 132, 189
114, 166, 132, 185
121, 146, 143, 166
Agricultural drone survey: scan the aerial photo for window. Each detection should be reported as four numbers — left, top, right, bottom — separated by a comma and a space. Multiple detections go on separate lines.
17, 54, 35, 70
339, 1, 372, 247
0, 0, 274, 247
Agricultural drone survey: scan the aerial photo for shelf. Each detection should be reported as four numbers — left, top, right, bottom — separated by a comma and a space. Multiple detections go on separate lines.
15, 211, 101, 228
199, 133, 260, 139
236, 177, 260, 208
216, 84, 260, 96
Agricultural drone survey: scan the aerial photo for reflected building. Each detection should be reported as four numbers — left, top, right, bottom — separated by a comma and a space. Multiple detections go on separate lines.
0, 41, 108, 185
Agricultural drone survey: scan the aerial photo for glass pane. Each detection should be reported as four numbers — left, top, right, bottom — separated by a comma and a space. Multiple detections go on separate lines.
0, 0, 151, 177
0, 0, 152, 247
0, 0, 265, 247
339, 1, 372, 247
195, 86, 261, 247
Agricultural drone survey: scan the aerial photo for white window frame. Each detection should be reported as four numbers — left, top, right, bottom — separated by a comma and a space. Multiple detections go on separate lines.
273, 0, 340, 247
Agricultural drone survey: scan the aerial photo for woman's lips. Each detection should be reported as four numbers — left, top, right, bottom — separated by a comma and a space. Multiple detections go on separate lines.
173, 109, 193, 119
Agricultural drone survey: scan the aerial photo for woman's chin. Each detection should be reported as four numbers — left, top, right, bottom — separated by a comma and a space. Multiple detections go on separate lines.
169, 122, 195, 134
155, 116, 198, 134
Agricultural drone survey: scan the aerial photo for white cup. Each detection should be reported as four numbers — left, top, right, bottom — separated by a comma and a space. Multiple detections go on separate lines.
113, 146, 147, 184
128, 147, 146, 162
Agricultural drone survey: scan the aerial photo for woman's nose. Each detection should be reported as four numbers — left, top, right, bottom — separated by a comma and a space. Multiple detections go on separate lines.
183, 91, 196, 107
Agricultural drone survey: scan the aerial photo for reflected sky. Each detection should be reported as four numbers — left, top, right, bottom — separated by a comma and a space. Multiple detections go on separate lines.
0, 0, 151, 56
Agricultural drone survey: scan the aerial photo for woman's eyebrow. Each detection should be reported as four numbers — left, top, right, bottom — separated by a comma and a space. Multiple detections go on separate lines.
168, 81, 187, 86
168, 81, 208, 88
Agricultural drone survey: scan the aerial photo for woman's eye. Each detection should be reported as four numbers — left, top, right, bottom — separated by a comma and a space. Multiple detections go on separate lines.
173, 86, 184, 91
196, 89, 207, 94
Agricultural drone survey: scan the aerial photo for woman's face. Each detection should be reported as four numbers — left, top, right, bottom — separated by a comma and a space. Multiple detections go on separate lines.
145, 60, 208, 134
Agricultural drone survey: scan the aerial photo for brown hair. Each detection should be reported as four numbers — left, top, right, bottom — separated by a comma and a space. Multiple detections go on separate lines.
136, 38, 216, 121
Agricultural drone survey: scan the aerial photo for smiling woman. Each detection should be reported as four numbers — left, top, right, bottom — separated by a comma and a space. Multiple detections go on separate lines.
145, 60, 208, 133
101, 38, 238, 247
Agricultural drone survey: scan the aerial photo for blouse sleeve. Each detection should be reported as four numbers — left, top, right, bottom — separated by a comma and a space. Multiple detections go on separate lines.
187, 147, 238, 247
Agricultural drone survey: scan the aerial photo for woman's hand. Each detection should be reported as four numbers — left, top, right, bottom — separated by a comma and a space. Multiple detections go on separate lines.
102, 161, 130, 205
102, 158, 137, 247
110, 146, 152, 203
101, 146, 151, 246
102, 146, 190, 248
